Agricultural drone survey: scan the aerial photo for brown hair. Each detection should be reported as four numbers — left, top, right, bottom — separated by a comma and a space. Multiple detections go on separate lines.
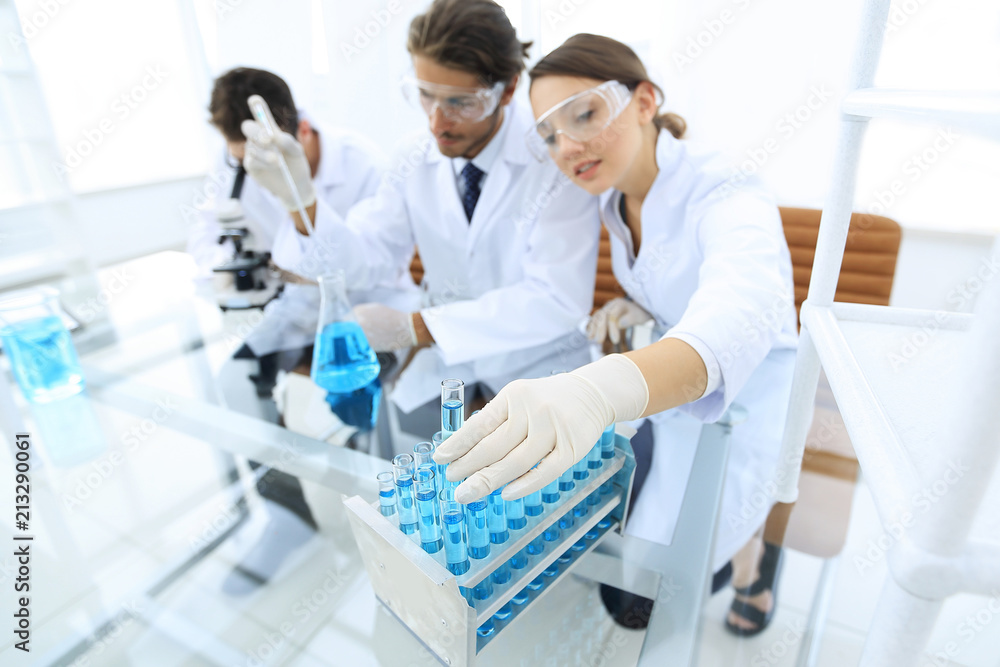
209, 67, 298, 142
407, 0, 531, 86
529, 34, 686, 139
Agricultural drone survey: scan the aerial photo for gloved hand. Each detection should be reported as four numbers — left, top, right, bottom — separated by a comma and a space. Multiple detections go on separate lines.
241, 119, 317, 213
586, 298, 653, 346
433, 354, 649, 503
352, 303, 417, 352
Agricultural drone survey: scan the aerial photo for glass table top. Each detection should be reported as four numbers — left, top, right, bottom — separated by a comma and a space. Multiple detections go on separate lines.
0, 252, 723, 666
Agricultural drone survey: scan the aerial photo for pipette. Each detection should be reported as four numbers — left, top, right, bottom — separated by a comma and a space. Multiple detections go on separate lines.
246, 95, 316, 237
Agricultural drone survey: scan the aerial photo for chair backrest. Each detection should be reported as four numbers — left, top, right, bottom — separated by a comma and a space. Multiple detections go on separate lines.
779, 207, 902, 324
410, 208, 902, 320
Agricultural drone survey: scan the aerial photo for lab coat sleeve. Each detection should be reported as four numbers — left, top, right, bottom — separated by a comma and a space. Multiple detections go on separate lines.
270, 174, 416, 288
663, 190, 795, 423
422, 175, 599, 366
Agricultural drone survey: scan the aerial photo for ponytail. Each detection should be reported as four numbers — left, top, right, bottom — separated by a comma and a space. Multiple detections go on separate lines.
654, 112, 686, 139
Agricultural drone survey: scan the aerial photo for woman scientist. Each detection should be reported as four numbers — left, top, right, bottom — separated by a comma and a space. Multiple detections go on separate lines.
433, 34, 798, 636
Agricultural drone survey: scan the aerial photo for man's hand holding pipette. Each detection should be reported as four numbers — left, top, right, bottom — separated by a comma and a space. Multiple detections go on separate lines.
241, 119, 317, 233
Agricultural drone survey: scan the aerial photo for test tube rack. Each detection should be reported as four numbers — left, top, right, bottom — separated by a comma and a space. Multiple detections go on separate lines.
344, 435, 636, 667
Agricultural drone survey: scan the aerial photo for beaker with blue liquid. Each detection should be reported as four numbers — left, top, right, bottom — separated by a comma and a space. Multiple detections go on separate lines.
0, 287, 85, 403
311, 272, 380, 394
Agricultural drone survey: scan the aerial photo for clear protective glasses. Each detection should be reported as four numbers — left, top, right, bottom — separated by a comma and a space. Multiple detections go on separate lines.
401, 76, 506, 123
527, 80, 633, 161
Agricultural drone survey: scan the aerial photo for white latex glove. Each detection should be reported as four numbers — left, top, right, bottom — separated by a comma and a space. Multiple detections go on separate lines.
433, 354, 649, 503
241, 119, 317, 213
352, 303, 417, 352
586, 298, 653, 346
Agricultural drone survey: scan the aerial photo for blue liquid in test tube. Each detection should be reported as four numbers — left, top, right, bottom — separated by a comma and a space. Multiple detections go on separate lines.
392, 454, 418, 535
494, 602, 512, 620
543, 522, 561, 542
376, 472, 397, 520
512, 588, 530, 605
505, 496, 526, 531
572, 456, 589, 481
558, 509, 575, 530
466, 498, 490, 559
558, 467, 575, 492
440, 489, 470, 575
488, 489, 509, 544
600, 424, 616, 494
415, 468, 443, 553
413, 441, 439, 496
441, 379, 465, 434
527, 534, 545, 555
541, 478, 560, 504
587, 441, 602, 470
432, 430, 456, 491
477, 618, 495, 637
487, 489, 511, 585
510, 548, 528, 570
600, 424, 616, 458
523, 488, 543, 516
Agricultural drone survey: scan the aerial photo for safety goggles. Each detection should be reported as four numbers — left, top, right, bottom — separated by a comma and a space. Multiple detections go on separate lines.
401, 76, 506, 123
527, 80, 633, 161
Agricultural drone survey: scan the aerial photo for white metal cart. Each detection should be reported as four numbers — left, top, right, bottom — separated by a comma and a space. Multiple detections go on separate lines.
773, 1, 1000, 665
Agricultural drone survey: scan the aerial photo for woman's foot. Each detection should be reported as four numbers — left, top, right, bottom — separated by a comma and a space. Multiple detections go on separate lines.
724, 540, 783, 637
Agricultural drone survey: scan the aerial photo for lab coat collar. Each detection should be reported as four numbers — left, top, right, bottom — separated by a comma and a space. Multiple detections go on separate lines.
598, 128, 685, 253
597, 128, 684, 211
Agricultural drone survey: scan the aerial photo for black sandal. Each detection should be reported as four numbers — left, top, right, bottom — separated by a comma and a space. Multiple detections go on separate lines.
724, 541, 784, 637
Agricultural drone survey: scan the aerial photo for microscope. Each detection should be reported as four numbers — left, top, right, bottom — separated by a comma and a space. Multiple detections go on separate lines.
212, 164, 282, 311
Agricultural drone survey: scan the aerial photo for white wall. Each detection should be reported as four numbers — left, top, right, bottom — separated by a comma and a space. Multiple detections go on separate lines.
4, 0, 997, 309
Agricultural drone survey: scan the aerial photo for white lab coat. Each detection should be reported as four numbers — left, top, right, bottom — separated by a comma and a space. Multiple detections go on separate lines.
604, 130, 798, 570
271, 103, 600, 411
186, 122, 389, 356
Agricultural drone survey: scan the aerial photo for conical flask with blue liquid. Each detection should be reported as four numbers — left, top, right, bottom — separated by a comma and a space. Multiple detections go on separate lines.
311, 272, 381, 395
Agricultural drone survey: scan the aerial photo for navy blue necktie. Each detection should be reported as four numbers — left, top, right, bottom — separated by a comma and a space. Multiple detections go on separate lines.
460, 162, 485, 222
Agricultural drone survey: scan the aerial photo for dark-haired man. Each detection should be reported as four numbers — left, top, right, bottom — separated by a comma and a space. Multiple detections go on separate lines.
187, 67, 389, 594
244, 0, 600, 433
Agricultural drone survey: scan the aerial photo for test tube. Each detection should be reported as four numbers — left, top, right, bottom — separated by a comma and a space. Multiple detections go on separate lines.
477, 618, 495, 638
586, 440, 602, 470
441, 379, 465, 434
572, 456, 589, 481
392, 454, 418, 535
558, 508, 575, 530
543, 522, 561, 542
558, 466, 575, 492
415, 468, 443, 553
506, 496, 526, 531
440, 489, 470, 575
432, 430, 457, 491
527, 533, 545, 555
413, 441, 439, 496
510, 548, 528, 570
600, 424, 616, 459
572, 500, 589, 519
494, 602, 513, 620
488, 489, 509, 544
541, 478, 560, 504
523, 488, 543, 516
376, 472, 397, 520
488, 488, 511, 584
512, 588, 530, 605
466, 496, 490, 559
